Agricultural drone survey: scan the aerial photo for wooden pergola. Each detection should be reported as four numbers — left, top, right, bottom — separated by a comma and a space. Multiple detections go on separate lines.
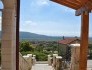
51, 0, 92, 70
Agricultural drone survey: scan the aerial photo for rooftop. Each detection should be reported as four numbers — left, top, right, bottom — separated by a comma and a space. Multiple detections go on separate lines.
58, 38, 80, 45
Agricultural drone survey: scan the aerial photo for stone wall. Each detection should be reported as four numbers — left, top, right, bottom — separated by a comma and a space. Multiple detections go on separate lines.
19, 53, 31, 70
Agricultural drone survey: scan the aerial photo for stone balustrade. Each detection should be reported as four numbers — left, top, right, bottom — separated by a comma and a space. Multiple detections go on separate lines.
52, 54, 58, 68
48, 55, 52, 66
27, 54, 33, 68
19, 53, 32, 70
70, 44, 80, 70
55, 56, 62, 70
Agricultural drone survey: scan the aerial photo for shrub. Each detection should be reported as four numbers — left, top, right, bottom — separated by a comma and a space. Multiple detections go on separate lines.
33, 51, 47, 61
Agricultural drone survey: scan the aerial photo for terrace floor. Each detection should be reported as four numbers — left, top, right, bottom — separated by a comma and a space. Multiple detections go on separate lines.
31, 60, 92, 70
31, 61, 53, 70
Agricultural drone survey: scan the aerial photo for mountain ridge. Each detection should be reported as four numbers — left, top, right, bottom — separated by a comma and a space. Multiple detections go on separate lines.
0, 31, 63, 41
0, 31, 92, 42
19, 32, 62, 41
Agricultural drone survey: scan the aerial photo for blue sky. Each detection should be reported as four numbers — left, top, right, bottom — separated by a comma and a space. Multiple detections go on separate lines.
0, 0, 92, 37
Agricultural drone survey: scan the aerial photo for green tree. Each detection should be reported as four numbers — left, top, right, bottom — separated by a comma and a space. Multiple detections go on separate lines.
20, 41, 34, 52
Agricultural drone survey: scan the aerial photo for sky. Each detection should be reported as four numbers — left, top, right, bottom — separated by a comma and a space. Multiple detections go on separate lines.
0, 0, 92, 37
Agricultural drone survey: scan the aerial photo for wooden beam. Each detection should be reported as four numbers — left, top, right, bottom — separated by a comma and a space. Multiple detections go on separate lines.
76, 0, 89, 5
86, 0, 92, 10
79, 0, 89, 5
75, 6, 91, 16
66, 0, 81, 6
79, 11, 89, 70
51, 0, 79, 10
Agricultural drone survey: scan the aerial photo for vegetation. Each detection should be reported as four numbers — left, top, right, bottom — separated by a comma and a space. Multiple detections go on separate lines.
20, 41, 58, 61
0, 40, 92, 63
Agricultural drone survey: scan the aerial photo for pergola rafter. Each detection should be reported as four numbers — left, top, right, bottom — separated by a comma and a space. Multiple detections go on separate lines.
52, 0, 80, 10
51, 0, 92, 11
51, 0, 92, 70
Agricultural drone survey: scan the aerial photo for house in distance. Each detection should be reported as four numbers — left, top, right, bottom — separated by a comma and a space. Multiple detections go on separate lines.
58, 38, 80, 61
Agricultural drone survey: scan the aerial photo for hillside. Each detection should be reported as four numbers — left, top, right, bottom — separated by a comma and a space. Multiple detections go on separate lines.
0, 31, 92, 42
0, 31, 62, 41
19, 32, 62, 41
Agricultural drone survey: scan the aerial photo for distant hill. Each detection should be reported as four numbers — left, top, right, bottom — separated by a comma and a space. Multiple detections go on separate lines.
19, 32, 62, 41
0, 31, 62, 41
0, 31, 92, 42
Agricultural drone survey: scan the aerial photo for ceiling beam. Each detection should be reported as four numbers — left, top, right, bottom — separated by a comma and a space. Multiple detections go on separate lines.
66, 0, 81, 6
76, 0, 89, 5
86, 0, 92, 10
51, 0, 79, 10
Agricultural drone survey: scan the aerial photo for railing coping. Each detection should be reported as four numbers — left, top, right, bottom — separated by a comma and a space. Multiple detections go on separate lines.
23, 55, 29, 57
27, 54, 32, 57
48, 55, 51, 57
56, 56, 62, 59
33, 55, 36, 57
70, 44, 80, 47
53, 54, 58, 56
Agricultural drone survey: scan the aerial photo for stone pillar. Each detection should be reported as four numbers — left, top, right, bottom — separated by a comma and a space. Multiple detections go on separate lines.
1, 8, 16, 70
27, 54, 33, 68
48, 55, 52, 65
55, 56, 62, 70
53, 54, 58, 68
70, 44, 80, 70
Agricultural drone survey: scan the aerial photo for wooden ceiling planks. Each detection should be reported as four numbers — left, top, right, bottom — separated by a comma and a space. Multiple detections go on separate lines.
51, 0, 91, 10
52, 0, 79, 10
78, 0, 89, 5
66, 0, 80, 6
86, 0, 92, 10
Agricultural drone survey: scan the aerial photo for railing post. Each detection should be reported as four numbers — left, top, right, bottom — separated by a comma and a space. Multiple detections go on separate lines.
48, 55, 52, 66
70, 44, 80, 70
55, 56, 62, 70
52, 54, 58, 69
27, 54, 33, 68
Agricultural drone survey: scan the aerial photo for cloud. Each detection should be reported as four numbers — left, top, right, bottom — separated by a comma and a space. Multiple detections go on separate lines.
25, 20, 37, 26
60, 6, 75, 14
20, 20, 38, 32
37, 0, 49, 6
31, 0, 49, 7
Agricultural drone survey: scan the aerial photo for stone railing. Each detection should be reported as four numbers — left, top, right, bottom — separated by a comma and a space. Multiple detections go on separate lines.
48, 44, 80, 70
70, 44, 80, 70
48, 54, 63, 70
48, 55, 53, 66
19, 53, 32, 70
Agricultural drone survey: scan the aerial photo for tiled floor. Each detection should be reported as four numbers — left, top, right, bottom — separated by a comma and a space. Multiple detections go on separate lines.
31, 60, 92, 70
32, 64, 53, 70
87, 60, 92, 70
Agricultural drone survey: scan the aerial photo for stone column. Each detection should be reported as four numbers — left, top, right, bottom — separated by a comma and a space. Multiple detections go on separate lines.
27, 54, 33, 67
53, 54, 58, 68
1, 8, 16, 70
55, 56, 62, 70
48, 55, 52, 65
70, 44, 80, 70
